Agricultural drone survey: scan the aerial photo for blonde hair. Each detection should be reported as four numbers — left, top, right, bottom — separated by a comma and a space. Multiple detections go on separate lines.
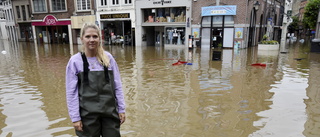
80, 23, 110, 67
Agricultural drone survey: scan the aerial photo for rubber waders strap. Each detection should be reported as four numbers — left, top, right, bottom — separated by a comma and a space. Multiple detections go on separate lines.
103, 63, 110, 83
81, 52, 90, 84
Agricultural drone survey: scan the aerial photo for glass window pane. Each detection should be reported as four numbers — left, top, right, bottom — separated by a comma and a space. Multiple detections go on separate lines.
224, 15, 234, 27
201, 16, 211, 27
212, 16, 223, 27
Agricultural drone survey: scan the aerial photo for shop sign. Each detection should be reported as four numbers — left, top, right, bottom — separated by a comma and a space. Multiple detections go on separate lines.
100, 13, 130, 19
32, 15, 71, 26
153, 0, 171, 5
202, 5, 237, 16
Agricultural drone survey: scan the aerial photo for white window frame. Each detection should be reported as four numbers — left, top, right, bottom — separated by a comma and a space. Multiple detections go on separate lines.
111, 0, 119, 6
16, 6, 21, 19
76, 0, 91, 11
123, 0, 132, 5
50, 0, 67, 12
100, 0, 107, 6
31, 0, 47, 13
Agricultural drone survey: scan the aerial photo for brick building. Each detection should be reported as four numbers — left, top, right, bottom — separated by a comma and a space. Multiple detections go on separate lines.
192, 0, 284, 49
29, 0, 98, 45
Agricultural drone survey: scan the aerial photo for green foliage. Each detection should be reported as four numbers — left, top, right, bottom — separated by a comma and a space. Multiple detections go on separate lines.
288, 16, 299, 33
262, 34, 268, 40
260, 40, 279, 44
217, 43, 222, 47
303, 0, 320, 29
260, 34, 278, 45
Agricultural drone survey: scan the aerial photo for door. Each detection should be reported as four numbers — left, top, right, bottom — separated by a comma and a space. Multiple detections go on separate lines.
212, 28, 223, 48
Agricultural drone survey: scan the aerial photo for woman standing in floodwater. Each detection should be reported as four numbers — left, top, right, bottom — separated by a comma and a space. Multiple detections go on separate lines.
65, 23, 126, 137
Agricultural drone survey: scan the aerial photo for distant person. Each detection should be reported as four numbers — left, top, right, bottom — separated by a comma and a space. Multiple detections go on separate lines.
65, 23, 126, 137
62, 33, 68, 44
39, 33, 43, 44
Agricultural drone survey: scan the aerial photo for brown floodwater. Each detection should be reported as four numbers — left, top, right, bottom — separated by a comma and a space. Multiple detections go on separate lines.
0, 40, 319, 137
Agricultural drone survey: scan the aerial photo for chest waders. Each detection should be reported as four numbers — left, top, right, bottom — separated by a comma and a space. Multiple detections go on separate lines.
76, 53, 120, 137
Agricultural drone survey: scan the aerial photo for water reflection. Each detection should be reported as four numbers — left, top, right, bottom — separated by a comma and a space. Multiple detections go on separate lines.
0, 41, 73, 136
0, 40, 319, 137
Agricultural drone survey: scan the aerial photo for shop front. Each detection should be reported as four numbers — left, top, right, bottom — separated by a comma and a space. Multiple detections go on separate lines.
99, 13, 133, 45
32, 15, 72, 44
200, 5, 237, 48
135, 0, 192, 47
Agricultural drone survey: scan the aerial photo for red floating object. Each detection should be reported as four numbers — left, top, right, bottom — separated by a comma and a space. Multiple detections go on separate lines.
172, 60, 187, 65
251, 63, 267, 67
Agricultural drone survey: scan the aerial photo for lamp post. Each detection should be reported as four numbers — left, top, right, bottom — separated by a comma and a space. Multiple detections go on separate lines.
248, 1, 260, 47
254, 1, 260, 11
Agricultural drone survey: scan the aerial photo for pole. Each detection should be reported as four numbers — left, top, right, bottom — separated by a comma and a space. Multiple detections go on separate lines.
280, 0, 292, 53
315, 7, 320, 38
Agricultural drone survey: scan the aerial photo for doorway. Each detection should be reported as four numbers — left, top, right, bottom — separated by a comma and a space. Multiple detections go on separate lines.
211, 28, 223, 48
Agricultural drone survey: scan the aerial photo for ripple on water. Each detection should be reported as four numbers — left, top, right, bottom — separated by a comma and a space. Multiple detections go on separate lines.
0, 74, 71, 137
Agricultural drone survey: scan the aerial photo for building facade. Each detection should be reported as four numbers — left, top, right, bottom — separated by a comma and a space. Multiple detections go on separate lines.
135, 0, 192, 47
12, 0, 32, 42
0, 0, 18, 41
70, 0, 96, 45
29, 0, 75, 44
95, 0, 135, 46
192, 0, 284, 49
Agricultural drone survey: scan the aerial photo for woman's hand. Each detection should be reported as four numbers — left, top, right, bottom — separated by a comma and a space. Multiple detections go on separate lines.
73, 121, 83, 131
119, 113, 126, 125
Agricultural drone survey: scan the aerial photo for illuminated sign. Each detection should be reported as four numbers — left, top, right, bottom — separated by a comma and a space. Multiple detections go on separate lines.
100, 13, 130, 19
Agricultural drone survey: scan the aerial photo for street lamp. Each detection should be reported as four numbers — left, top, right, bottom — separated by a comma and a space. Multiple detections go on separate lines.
248, 1, 260, 47
254, 1, 260, 11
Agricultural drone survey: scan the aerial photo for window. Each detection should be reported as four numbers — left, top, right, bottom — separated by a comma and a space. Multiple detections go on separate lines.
201, 16, 211, 27
77, 0, 90, 11
112, 0, 119, 5
52, 0, 66, 11
16, 6, 20, 19
22, 5, 26, 21
124, 0, 131, 4
33, 0, 46, 12
27, 5, 31, 18
101, 0, 107, 6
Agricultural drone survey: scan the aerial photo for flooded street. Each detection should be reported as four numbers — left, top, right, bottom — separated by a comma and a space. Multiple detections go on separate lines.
0, 40, 319, 137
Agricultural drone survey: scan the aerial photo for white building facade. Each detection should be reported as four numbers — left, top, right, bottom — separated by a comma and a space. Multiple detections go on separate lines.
135, 0, 192, 47
95, 0, 135, 45
0, 0, 18, 41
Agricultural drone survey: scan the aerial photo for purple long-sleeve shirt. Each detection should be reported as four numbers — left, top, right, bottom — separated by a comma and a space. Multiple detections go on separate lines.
66, 52, 125, 122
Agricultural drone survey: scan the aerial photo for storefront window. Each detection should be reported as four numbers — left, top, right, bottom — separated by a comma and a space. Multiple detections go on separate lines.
143, 7, 186, 23
202, 16, 211, 27
165, 27, 185, 45
212, 16, 223, 27
102, 21, 132, 45
224, 16, 234, 27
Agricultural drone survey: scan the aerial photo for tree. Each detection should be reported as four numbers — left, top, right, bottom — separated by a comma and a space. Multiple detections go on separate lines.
303, 0, 320, 29
288, 16, 299, 33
